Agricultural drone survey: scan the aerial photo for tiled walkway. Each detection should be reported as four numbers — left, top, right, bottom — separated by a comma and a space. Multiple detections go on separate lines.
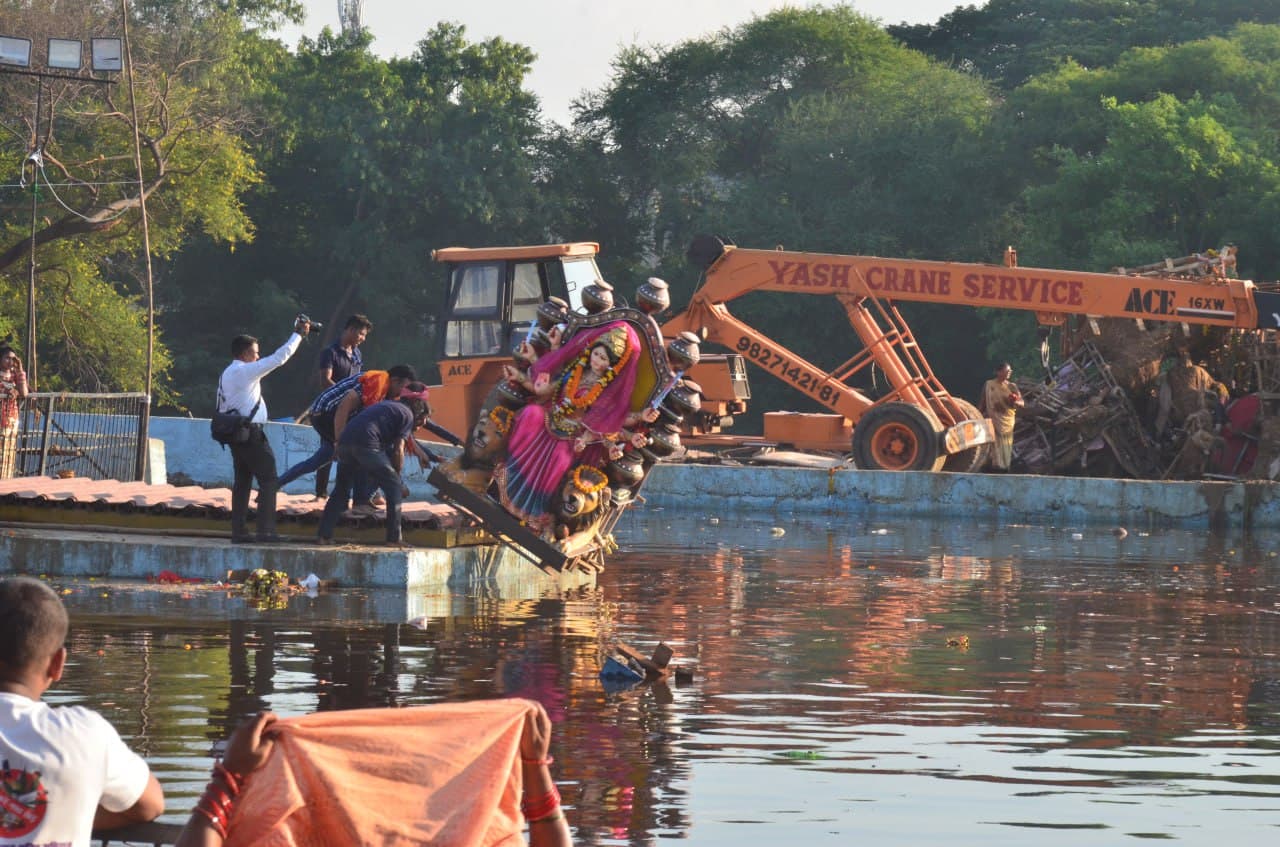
0, 476, 463, 530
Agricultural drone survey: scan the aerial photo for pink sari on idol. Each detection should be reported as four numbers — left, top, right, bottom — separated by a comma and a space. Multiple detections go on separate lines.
496, 321, 640, 531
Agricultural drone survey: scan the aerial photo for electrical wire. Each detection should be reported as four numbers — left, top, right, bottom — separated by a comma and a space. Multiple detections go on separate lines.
35, 162, 132, 223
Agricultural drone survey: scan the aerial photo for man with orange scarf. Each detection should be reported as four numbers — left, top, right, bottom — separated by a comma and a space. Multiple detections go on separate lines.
279, 365, 417, 506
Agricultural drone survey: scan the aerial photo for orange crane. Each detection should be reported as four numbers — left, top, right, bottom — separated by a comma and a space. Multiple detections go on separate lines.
662, 236, 1280, 471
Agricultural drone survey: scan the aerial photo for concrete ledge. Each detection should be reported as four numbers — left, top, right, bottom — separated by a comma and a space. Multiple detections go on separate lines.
643, 465, 1280, 529
149, 415, 1280, 531
0, 528, 593, 592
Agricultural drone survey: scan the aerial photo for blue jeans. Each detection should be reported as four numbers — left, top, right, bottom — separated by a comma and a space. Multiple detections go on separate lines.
278, 438, 334, 495
278, 414, 374, 501
318, 446, 404, 542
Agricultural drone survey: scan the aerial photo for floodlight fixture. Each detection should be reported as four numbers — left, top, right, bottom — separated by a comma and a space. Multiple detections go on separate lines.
47, 38, 82, 71
90, 37, 121, 72
0, 35, 32, 68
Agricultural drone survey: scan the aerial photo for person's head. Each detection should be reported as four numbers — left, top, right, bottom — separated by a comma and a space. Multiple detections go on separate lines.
398, 382, 431, 426
995, 363, 1012, 380
0, 577, 69, 695
341, 314, 372, 348
386, 364, 417, 397
0, 345, 17, 372
231, 335, 259, 362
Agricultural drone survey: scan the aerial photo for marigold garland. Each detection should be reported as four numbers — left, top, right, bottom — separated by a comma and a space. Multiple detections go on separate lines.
571, 465, 608, 495
557, 333, 634, 415
488, 405, 515, 435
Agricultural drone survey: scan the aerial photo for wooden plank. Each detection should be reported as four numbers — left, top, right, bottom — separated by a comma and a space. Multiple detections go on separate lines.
427, 468, 567, 571
616, 640, 673, 679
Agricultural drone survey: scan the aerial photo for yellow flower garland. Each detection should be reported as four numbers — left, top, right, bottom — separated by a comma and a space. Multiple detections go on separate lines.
571, 465, 608, 495
489, 405, 515, 435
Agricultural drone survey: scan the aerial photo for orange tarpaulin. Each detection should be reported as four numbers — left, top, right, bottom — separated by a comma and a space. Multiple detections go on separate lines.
225, 699, 536, 847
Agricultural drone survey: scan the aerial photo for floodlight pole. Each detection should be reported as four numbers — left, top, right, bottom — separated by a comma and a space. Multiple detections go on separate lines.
25, 79, 41, 388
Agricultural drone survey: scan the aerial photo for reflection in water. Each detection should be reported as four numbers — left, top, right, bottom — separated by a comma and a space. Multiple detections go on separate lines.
41, 513, 1280, 844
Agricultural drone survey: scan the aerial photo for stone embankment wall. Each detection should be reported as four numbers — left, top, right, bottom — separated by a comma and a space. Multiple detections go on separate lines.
155, 418, 1278, 530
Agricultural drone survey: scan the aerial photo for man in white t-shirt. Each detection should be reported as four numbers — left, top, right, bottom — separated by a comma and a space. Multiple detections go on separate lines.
0, 577, 164, 845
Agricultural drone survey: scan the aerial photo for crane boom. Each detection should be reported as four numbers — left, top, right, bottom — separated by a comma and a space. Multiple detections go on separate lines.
687, 244, 1274, 329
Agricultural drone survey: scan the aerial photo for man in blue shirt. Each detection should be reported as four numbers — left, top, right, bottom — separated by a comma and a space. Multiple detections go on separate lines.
279, 365, 416, 499
318, 315, 372, 386
317, 386, 430, 547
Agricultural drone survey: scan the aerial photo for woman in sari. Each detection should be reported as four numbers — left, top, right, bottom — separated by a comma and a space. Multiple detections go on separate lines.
497, 321, 656, 532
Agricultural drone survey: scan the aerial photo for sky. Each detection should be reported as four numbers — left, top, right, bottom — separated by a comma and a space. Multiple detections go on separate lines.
284, 1, 966, 123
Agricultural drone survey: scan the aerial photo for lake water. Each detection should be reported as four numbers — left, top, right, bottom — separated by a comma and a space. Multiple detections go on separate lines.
46, 511, 1280, 845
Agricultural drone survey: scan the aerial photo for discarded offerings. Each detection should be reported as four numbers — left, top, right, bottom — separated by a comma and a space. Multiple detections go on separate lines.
1011, 283, 1280, 481
430, 285, 699, 573
1012, 341, 1161, 478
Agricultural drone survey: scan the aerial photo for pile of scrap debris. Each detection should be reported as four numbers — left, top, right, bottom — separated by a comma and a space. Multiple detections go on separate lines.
1010, 248, 1280, 481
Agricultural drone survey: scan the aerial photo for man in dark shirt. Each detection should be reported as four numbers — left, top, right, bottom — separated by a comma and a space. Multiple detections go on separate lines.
280, 365, 416, 499
319, 314, 372, 386
317, 386, 429, 547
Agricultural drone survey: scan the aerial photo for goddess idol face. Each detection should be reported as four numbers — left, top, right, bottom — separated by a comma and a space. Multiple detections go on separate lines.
589, 345, 612, 376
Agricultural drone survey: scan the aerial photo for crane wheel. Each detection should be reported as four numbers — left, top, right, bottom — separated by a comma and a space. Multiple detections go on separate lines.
942, 398, 992, 473
851, 402, 943, 472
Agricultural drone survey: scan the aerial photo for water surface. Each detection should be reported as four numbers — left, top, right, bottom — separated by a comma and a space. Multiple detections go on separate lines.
48, 512, 1280, 844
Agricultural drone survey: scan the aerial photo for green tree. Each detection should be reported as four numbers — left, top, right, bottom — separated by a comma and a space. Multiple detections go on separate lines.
976, 26, 1280, 371
0, 0, 286, 399
890, 0, 1280, 89
163, 22, 548, 414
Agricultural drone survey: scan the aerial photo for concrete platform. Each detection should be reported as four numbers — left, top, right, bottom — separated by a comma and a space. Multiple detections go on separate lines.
0, 527, 594, 592
643, 464, 1280, 530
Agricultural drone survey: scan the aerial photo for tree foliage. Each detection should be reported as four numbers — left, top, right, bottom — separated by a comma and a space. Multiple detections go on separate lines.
0, 0, 269, 399
162, 22, 547, 414
889, 0, 1280, 88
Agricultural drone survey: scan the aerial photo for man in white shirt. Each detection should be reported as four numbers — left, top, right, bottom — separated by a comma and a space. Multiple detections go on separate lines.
218, 316, 311, 542
0, 577, 164, 845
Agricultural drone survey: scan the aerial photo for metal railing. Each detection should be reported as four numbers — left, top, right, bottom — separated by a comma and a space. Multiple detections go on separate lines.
93, 821, 183, 846
7, 392, 150, 481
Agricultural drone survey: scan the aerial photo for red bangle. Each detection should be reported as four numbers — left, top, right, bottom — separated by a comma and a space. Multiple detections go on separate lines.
521, 755, 554, 766
203, 783, 234, 816
214, 761, 242, 795
195, 799, 229, 838
521, 785, 561, 822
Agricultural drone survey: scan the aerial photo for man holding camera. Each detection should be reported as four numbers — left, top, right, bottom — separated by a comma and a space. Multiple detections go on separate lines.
217, 315, 311, 542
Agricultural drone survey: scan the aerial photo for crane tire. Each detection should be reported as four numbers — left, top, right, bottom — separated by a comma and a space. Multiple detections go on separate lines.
851, 402, 943, 472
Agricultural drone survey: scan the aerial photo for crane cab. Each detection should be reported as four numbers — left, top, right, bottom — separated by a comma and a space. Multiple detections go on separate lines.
428, 242, 603, 441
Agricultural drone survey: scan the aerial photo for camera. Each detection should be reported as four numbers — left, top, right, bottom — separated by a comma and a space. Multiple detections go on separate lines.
296, 313, 324, 335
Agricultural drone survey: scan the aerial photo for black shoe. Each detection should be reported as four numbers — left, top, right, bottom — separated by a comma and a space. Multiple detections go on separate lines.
256, 533, 284, 544
231, 534, 252, 544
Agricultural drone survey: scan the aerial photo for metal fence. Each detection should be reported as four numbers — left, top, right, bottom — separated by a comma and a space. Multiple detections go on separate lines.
5, 392, 151, 482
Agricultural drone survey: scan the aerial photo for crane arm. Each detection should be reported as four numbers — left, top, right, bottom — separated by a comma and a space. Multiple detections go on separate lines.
691, 244, 1266, 330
